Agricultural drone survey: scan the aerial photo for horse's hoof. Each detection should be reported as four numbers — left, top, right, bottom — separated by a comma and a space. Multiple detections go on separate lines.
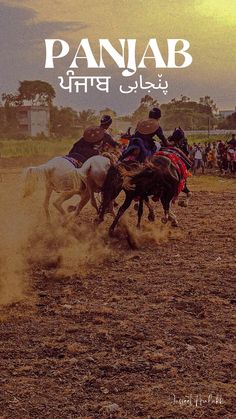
161, 217, 168, 224
148, 213, 155, 222
171, 220, 179, 227
134, 203, 139, 211
94, 216, 102, 225
127, 235, 138, 250
178, 200, 187, 207
109, 228, 115, 237
67, 205, 76, 213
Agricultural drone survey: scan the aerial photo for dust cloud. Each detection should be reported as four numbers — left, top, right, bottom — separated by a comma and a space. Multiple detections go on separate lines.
0, 170, 178, 305
27, 221, 113, 278
120, 212, 182, 249
0, 171, 36, 305
0, 171, 112, 305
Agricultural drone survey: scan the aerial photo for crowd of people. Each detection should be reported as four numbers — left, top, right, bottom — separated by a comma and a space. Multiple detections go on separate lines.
67, 109, 236, 177
189, 135, 236, 175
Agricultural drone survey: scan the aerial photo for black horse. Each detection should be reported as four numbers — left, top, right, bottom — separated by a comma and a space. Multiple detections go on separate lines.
98, 157, 180, 235
165, 127, 192, 206
97, 127, 192, 234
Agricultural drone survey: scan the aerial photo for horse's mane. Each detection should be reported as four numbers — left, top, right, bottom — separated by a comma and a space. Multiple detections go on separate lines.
101, 152, 118, 165
145, 155, 173, 169
117, 162, 144, 190
117, 161, 143, 177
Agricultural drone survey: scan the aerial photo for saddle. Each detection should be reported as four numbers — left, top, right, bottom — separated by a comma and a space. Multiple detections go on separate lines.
63, 155, 83, 168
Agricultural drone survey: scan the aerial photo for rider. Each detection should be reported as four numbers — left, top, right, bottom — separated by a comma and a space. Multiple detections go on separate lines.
167, 127, 189, 156
100, 114, 118, 149
135, 107, 168, 152
68, 126, 105, 163
120, 107, 168, 162
68, 115, 118, 163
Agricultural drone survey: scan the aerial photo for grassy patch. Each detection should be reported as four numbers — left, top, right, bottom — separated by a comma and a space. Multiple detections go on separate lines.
0, 138, 74, 158
187, 134, 232, 145
189, 175, 236, 192
0, 132, 232, 158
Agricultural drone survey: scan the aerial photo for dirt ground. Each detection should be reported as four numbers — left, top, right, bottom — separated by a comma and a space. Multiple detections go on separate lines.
0, 161, 235, 419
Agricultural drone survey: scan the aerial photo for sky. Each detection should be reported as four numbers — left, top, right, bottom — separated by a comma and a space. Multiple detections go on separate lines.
0, 0, 235, 114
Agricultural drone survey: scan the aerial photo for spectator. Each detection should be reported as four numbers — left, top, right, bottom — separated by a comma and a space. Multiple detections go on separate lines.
227, 134, 236, 147
227, 145, 236, 173
193, 144, 205, 175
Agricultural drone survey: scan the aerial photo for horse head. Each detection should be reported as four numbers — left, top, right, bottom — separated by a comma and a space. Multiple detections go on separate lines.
169, 127, 186, 142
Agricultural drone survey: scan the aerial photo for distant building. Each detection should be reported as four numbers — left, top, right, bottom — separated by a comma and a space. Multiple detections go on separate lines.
16, 106, 50, 137
219, 108, 236, 119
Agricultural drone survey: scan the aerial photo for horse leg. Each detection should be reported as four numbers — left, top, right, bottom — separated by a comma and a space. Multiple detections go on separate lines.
109, 193, 133, 235
73, 189, 90, 217
137, 199, 144, 228
144, 197, 155, 221
168, 204, 178, 227
44, 184, 53, 220
90, 190, 99, 213
97, 189, 121, 224
53, 191, 75, 216
107, 200, 116, 218
160, 192, 171, 224
113, 200, 119, 208
161, 191, 178, 227
178, 182, 192, 207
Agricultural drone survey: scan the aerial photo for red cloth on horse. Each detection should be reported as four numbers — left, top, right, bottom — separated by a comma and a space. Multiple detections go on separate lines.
154, 150, 189, 196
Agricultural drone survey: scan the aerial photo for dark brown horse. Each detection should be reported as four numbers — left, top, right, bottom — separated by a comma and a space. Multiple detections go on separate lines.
98, 157, 180, 235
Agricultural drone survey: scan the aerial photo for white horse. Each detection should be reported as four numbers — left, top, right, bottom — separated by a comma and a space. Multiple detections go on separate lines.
23, 154, 115, 220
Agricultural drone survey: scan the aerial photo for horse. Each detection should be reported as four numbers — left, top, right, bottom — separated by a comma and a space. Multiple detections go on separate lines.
166, 127, 192, 207
96, 127, 192, 233
97, 157, 181, 235
23, 153, 117, 220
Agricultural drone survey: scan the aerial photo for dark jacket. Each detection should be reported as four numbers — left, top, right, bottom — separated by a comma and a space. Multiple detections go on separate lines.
120, 137, 149, 163
68, 138, 99, 160
135, 126, 168, 153
68, 132, 117, 161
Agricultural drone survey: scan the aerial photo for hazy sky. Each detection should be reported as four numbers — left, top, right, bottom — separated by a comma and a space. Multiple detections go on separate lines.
0, 0, 235, 114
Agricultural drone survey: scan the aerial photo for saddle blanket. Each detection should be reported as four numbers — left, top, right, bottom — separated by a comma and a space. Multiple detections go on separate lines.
154, 150, 191, 196
63, 156, 82, 168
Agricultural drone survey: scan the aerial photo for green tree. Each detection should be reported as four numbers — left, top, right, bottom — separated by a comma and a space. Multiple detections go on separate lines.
199, 96, 218, 114
161, 97, 217, 130
18, 80, 55, 106
1, 93, 22, 107
2, 80, 55, 107
218, 112, 236, 129
50, 106, 80, 137
180, 94, 191, 102
99, 108, 117, 119
131, 95, 159, 124
77, 109, 98, 130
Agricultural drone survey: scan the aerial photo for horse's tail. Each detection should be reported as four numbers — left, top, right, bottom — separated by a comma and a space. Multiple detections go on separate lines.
23, 165, 50, 198
99, 165, 122, 220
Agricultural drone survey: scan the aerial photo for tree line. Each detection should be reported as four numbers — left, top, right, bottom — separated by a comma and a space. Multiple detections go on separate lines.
0, 80, 235, 138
